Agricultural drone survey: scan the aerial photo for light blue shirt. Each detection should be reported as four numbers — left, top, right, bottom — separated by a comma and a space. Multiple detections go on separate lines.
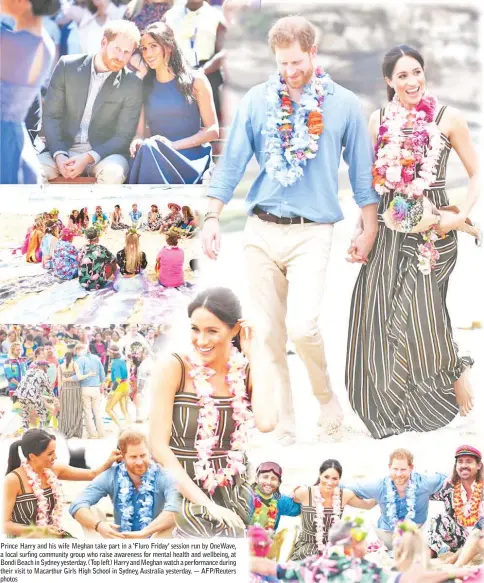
75, 352, 105, 387
207, 75, 379, 222
345, 472, 447, 531
130, 210, 142, 221
69, 463, 180, 531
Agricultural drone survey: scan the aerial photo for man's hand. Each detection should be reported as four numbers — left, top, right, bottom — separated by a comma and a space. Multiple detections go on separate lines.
202, 217, 221, 260
347, 229, 377, 264
97, 522, 124, 539
55, 154, 71, 179
122, 529, 150, 539
64, 153, 92, 178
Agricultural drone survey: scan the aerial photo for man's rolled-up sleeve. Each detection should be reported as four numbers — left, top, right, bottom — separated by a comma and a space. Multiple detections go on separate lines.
69, 470, 112, 517
160, 472, 181, 513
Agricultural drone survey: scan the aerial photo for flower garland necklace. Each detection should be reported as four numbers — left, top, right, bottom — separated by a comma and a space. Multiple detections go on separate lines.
453, 482, 483, 527
118, 461, 157, 532
22, 461, 63, 530
373, 93, 443, 274
313, 485, 342, 554
188, 347, 254, 495
263, 67, 328, 187
384, 475, 417, 529
252, 488, 278, 532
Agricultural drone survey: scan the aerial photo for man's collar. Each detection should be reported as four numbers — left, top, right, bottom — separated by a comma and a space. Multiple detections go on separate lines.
92, 55, 115, 78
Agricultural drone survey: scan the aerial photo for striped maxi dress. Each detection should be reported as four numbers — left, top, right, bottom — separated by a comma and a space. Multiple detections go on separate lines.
346, 106, 473, 439
170, 354, 252, 537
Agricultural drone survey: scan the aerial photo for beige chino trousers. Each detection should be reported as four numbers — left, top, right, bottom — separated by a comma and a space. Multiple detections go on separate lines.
243, 214, 334, 434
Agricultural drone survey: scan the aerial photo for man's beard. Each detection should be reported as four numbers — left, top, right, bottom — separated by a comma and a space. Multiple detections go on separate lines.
283, 66, 314, 89
101, 51, 125, 72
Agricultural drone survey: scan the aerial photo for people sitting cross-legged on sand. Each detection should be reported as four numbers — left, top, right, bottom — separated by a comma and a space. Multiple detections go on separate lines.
160, 202, 183, 233
4, 429, 121, 538
52, 228, 79, 280
23, 215, 44, 263
69, 428, 180, 538
428, 445, 484, 562
249, 517, 479, 583
144, 204, 163, 231
114, 230, 148, 293
92, 205, 109, 233
110, 205, 129, 230
68, 210, 84, 235
78, 227, 117, 291
41, 220, 59, 270
155, 231, 185, 288
129, 204, 142, 229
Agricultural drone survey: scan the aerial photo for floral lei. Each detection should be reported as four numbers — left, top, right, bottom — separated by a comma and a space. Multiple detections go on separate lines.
453, 482, 484, 527
373, 93, 443, 274
188, 347, 254, 495
252, 488, 278, 533
313, 486, 342, 554
263, 67, 327, 187
118, 461, 157, 532
22, 461, 64, 530
384, 475, 417, 529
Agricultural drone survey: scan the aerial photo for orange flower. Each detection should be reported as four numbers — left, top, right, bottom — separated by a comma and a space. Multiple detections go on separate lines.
281, 96, 293, 114
279, 123, 293, 133
307, 111, 324, 135
401, 158, 415, 167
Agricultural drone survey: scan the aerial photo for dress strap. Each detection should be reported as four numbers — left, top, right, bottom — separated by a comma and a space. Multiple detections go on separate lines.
435, 106, 447, 125
171, 353, 185, 393
245, 364, 252, 401
379, 107, 386, 124
11, 470, 26, 494
308, 486, 313, 507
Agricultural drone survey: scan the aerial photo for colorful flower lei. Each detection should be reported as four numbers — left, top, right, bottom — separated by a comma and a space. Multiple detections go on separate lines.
188, 347, 254, 495
118, 461, 157, 532
384, 475, 416, 529
22, 461, 63, 530
373, 93, 443, 274
263, 67, 328, 187
453, 482, 484, 527
313, 485, 342, 554
252, 489, 278, 533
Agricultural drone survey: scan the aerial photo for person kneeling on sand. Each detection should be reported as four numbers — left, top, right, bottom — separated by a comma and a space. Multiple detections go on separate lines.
69, 428, 180, 538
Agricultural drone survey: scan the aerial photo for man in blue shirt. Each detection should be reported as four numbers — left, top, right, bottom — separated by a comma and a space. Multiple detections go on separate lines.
70, 428, 180, 538
202, 15, 379, 444
344, 448, 447, 550
129, 203, 142, 229
75, 344, 106, 439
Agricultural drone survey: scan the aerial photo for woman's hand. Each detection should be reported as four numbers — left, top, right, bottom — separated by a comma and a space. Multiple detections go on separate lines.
435, 210, 466, 236
130, 138, 144, 158
206, 502, 245, 531
237, 319, 253, 359
249, 557, 277, 577
152, 135, 175, 149
105, 449, 122, 468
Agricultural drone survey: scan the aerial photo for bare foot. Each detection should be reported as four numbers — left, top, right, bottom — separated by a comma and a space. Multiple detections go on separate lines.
454, 369, 474, 417
317, 393, 344, 432
443, 552, 459, 565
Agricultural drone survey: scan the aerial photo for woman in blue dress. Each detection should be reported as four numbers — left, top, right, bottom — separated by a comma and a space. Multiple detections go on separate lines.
128, 21, 219, 185
0, 0, 56, 184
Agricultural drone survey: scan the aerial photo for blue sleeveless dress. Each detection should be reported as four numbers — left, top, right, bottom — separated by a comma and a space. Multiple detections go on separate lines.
129, 78, 211, 184
0, 23, 54, 184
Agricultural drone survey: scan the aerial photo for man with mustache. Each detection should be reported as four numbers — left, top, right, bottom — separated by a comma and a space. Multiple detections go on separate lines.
39, 20, 143, 184
428, 445, 484, 561
202, 15, 379, 444
70, 429, 179, 538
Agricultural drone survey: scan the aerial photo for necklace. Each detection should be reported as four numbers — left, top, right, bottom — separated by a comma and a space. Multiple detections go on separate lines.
263, 67, 327, 186
22, 461, 63, 530
188, 347, 254, 494
313, 486, 342, 554
252, 488, 278, 532
384, 476, 416, 529
453, 482, 483, 527
118, 462, 157, 532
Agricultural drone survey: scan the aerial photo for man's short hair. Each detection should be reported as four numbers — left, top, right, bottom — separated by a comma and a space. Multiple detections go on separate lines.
389, 448, 414, 466
118, 428, 149, 455
103, 20, 141, 48
9, 342, 22, 355
75, 343, 86, 352
268, 15, 318, 53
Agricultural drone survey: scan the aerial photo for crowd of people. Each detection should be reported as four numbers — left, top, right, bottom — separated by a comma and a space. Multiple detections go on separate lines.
0, 0, 261, 184
1, 323, 164, 437
18, 204, 198, 291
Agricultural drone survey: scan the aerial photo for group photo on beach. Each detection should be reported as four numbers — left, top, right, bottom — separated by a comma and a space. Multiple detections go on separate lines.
0, 199, 200, 323
1, 0, 484, 582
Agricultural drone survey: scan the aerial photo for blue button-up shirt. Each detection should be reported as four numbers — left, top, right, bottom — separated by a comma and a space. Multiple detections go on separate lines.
345, 472, 447, 531
207, 76, 379, 222
69, 463, 180, 531
75, 353, 105, 387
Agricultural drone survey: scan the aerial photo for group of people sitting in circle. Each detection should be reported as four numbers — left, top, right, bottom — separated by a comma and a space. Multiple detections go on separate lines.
19, 204, 198, 291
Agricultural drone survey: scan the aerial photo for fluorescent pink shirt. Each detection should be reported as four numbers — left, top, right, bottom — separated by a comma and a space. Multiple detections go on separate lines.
157, 246, 184, 287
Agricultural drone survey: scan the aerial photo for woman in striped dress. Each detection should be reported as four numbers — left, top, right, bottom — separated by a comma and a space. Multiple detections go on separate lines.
291, 459, 376, 560
58, 352, 83, 439
3, 429, 121, 537
150, 287, 275, 537
346, 45, 480, 439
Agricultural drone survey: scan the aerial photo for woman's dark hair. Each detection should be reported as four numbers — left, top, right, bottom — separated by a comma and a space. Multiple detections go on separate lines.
382, 44, 425, 101
188, 287, 243, 351
115, 204, 121, 210
64, 351, 74, 369
314, 459, 343, 485
6, 430, 56, 474
142, 22, 196, 105
31, 0, 60, 16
